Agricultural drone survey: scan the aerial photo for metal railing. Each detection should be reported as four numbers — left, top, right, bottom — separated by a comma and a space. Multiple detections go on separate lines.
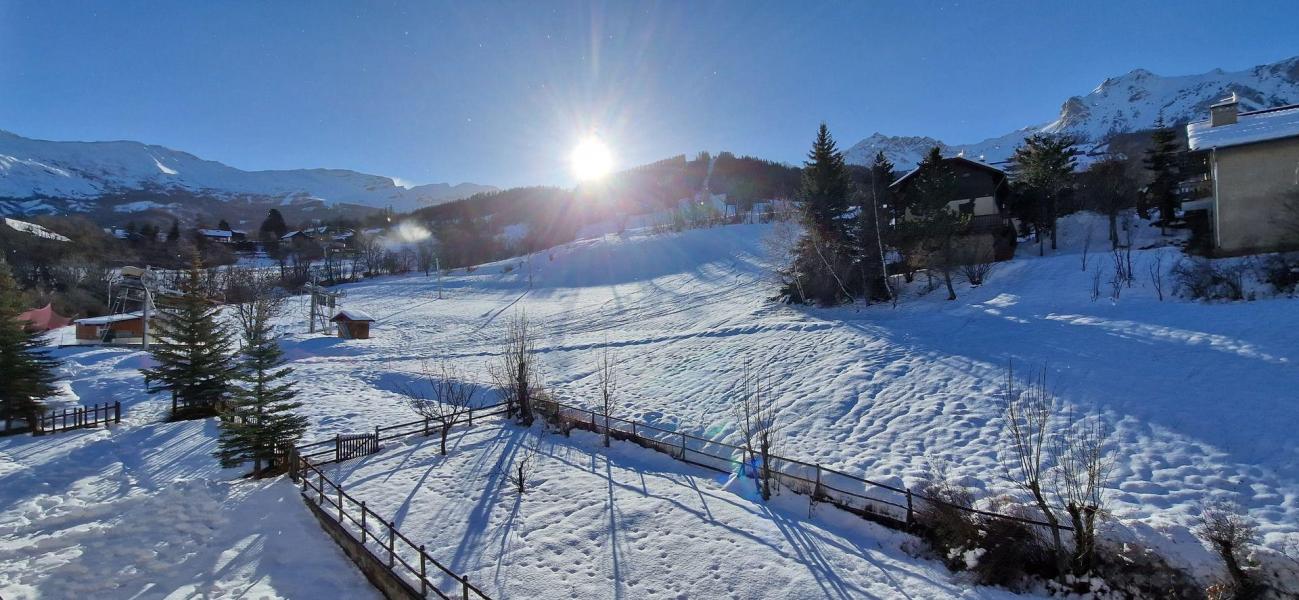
298, 457, 491, 599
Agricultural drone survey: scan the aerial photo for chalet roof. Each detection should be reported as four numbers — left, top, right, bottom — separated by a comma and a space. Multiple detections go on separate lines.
281, 230, 311, 240
198, 229, 233, 238
75, 311, 144, 326
888, 155, 1008, 189
1187, 103, 1299, 151
331, 309, 376, 322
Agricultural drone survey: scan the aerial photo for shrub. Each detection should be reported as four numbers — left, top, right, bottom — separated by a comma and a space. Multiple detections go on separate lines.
914, 475, 981, 568
1172, 258, 1247, 301
1256, 254, 1299, 296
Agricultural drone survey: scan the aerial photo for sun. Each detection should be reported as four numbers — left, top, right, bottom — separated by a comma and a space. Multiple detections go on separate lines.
570, 137, 614, 181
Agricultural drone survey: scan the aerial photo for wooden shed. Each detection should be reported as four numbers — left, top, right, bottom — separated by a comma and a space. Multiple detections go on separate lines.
74, 312, 146, 342
331, 309, 376, 339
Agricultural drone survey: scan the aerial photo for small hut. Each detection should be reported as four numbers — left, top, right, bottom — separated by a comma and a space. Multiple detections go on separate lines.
331, 309, 376, 339
74, 312, 147, 343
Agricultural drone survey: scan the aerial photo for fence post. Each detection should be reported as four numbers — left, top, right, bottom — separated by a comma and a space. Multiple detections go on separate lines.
905, 488, 914, 528
388, 522, 396, 568
374, 425, 380, 450
419, 545, 427, 596
318, 470, 324, 505
335, 433, 341, 462
467, 406, 473, 427
338, 487, 344, 522
814, 464, 822, 499
462, 574, 470, 599
115, 401, 121, 424
360, 501, 367, 544
681, 432, 687, 459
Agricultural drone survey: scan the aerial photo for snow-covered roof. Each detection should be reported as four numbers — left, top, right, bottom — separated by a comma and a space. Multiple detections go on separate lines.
1187, 104, 1299, 151
198, 229, 233, 238
331, 309, 376, 322
281, 230, 309, 240
75, 311, 144, 325
888, 155, 1008, 189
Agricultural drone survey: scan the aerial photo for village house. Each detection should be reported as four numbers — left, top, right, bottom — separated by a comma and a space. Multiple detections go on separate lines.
331, 309, 375, 339
197, 228, 248, 244
1184, 95, 1299, 255
889, 155, 1017, 260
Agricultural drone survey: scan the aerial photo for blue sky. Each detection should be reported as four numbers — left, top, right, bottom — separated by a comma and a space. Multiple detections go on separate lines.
1, 1, 1296, 188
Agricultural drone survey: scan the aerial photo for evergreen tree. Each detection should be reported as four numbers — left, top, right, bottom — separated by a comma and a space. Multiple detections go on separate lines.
1011, 133, 1079, 254
217, 219, 232, 231
260, 209, 288, 242
141, 256, 236, 418
167, 219, 180, 243
799, 123, 852, 242
1143, 114, 1181, 234
0, 260, 59, 432
902, 148, 964, 300
215, 298, 306, 475
853, 151, 897, 301
780, 124, 855, 304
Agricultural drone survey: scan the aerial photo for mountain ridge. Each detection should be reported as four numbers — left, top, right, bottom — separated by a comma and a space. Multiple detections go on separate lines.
0, 128, 496, 216
846, 55, 1299, 170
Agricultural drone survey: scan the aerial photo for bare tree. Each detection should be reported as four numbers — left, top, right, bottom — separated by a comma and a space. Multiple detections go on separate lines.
763, 220, 806, 302
1196, 503, 1260, 597
596, 346, 617, 448
404, 361, 477, 455
490, 311, 539, 426
1090, 267, 1102, 302
1148, 254, 1165, 301
505, 441, 539, 495
1052, 411, 1115, 576
958, 239, 996, 286
1081, 224, 1094, 271
1000, 362, 1069, 579
416, 238, 437, 276
229, 268, 288, 346
732, 363, 781, 501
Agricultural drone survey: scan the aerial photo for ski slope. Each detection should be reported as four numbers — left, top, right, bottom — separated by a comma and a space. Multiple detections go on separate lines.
3, 215, 1297, 597
272, 216, 1298, 583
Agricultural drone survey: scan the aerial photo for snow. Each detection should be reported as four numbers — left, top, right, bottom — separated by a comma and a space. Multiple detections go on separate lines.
73, 311, 143, 325
1187, 104, 1299, 150
331, 421, 1025, 599
848, 55, 1299, 169
3, 218, 71, 242
0, 348, 377, 599
332, 308, 376, 322
0, 129, 495, 213
8, 214, 1299, 596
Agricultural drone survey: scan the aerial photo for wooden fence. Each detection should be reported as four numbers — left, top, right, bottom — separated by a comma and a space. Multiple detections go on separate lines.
34, 401, 121, 435
297, 457, 492, 600
531, 398, 1073, 535
295, 402, 510, 465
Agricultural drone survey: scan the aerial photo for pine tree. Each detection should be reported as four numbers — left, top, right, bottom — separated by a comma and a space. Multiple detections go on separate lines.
167, 219, 180, 243
1144, 114, 1181, 234
218, 219, 232, 231
215, 300, 306, 475
853, 151, 897, 301
800, 123, 852, 243
903, 148, 963, 300
0, 260, 59, 432
780, 124, 855, 304
141, 256, 236, 419
260, 209, 288, 242
1011, 133, 1079, 254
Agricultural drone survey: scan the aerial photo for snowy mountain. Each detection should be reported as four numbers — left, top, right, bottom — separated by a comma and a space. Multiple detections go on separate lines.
847, 55, 1299, 169
0, 129, 495, 215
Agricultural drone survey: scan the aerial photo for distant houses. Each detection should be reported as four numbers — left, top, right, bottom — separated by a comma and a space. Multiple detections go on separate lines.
1185, 95, 1299, 255
198, 228, 248, 244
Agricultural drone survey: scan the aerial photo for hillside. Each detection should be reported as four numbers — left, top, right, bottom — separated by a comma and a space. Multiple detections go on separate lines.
0, 129, 495, 216
847, 55, 1299, 168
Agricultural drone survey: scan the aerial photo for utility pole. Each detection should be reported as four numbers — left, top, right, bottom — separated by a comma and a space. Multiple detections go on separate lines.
436, 257, 443, 299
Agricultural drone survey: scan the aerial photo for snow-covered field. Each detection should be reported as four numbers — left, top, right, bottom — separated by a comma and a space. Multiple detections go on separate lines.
0, 349, 377, 599
4, 214, 1298, 598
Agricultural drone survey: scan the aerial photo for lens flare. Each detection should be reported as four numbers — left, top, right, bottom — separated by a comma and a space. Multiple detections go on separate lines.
570, 137, 614, 181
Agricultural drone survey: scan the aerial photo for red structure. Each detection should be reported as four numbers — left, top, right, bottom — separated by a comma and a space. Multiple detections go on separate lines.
17, 303, 72, 332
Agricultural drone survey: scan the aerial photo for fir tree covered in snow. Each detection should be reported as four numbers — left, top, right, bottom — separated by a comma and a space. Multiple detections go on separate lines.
142, 256, 237, 418
215, 298, 306, 475
0, 259, 59, 432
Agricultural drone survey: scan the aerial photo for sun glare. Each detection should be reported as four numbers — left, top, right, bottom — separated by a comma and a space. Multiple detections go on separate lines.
570, 137, 614, 181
